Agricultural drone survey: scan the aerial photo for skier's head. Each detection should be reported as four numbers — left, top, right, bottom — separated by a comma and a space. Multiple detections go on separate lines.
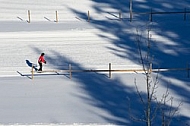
41, 53, 45, 56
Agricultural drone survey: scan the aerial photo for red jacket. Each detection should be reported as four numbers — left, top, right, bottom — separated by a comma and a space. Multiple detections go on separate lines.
38, 56, 46, 63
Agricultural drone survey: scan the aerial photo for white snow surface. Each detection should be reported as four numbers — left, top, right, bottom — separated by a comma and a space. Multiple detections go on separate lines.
0, 0, 190, 126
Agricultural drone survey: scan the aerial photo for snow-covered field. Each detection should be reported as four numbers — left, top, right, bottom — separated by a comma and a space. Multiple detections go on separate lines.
0, 0, 190, 125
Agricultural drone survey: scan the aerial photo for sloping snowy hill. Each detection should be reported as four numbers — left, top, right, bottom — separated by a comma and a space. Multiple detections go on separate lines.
0, 0, 190, 125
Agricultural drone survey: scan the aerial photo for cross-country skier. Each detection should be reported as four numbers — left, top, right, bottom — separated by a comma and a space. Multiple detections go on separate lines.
38, 53, 46, 71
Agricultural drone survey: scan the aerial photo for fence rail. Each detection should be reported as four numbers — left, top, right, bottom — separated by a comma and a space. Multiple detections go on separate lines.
22, 8, 190, 23
130, 8, 190, 22
31, 63, 190, 80
134, 10, 190, 15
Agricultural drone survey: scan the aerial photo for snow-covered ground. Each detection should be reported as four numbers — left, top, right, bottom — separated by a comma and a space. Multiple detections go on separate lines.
0, 0, 190, 125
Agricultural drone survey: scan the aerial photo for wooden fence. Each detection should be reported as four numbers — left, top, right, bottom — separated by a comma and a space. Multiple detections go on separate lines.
130, 8, 190, 22
31, 63, 190, 80
25, 8, 190, 23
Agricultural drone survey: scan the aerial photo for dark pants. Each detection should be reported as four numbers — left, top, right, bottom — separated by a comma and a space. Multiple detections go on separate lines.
38, 62, 42, 71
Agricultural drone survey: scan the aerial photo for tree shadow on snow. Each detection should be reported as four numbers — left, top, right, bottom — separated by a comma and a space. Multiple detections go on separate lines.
42, 50, 145, 125
29, 0, 190, 124
65, 0, 190, 125
30, 46, 189, 125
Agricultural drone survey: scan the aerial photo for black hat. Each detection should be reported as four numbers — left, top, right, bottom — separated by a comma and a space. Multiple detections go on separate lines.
41, 53, 45, 56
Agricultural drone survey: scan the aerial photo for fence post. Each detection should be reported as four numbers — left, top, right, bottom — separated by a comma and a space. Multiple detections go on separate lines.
69, 64, 72, 79
187, 63, 189, 78
149, 63, 152, 73
129, 0, 133, 22
32, 64, 34, 80
88, 10, 90, 22
184, 8, 187, 21
149, 8, 153, 22
55, 10, 58, 22
119, 11, 122, 20
28, 10, 31, 23
109, 63, 112, 78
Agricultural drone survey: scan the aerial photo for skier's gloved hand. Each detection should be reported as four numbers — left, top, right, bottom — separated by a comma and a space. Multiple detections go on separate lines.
44, 61, 46, 64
